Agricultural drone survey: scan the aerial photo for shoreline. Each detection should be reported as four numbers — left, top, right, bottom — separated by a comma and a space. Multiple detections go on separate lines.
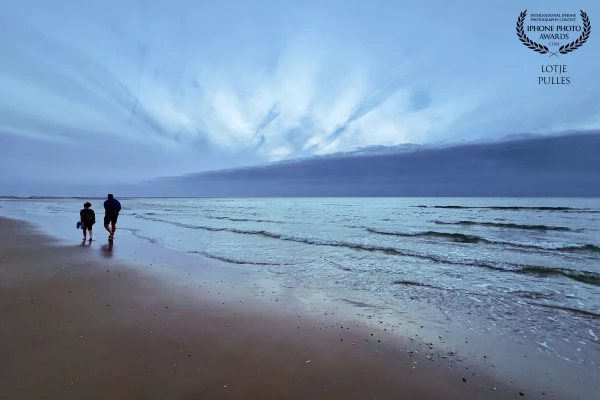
0, 216, 595, 399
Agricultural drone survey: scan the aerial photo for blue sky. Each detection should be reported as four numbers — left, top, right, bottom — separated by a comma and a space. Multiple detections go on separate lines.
0, 0, 598, 193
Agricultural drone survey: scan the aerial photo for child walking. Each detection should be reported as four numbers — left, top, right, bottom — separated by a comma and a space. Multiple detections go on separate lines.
80, 202, 96, 241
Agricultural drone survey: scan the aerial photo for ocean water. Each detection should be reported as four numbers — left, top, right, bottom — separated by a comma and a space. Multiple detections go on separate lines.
2, 197, 599, 362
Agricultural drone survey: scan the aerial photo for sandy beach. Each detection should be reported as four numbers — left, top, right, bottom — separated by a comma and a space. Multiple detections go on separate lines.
0, 216, 500, 400
0, 215, 594, 400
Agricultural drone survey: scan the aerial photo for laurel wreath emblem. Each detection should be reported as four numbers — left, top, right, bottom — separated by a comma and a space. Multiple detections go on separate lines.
516, 10, 549, 54
516, 9, 591, 56
559, 10, 591, 53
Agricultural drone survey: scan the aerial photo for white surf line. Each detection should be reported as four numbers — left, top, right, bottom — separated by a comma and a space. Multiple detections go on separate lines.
536, 340, 572, 362
590, 329, 598, 341
537, 341, 555, 351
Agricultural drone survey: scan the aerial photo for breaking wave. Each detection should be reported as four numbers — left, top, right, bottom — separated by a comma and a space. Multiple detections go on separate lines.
366, 228, 482, 243
365, 228, 600, 254
207, 216, 286, 224
533, 304, 600, 319
433, 220, 575, 232
189, 251, 290, 266
415, 206, 599, 212
470, 261, 600, 286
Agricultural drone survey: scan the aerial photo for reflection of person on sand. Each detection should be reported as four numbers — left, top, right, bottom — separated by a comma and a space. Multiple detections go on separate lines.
80, 202, 95, 241
103, 194, 121, 239
100, 241, 114, 257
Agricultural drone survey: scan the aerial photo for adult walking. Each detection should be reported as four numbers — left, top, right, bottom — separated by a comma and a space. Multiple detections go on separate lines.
104, 194, 121, 239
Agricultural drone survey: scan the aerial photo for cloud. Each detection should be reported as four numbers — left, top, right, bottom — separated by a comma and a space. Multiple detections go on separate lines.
137, 131, 600, 197
0, 0, 598, 190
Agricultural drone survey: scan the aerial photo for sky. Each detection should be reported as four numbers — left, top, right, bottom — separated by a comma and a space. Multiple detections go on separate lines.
0, 0, 599, 195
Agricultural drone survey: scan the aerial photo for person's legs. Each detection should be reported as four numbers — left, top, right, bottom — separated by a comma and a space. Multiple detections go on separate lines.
104, 215, 113, 238
89, 226, 93, 241
83, 227, 87, 240
110, 215, 118, 237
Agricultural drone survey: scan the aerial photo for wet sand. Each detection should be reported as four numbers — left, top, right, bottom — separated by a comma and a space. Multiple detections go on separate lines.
0, 217, 556, 399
